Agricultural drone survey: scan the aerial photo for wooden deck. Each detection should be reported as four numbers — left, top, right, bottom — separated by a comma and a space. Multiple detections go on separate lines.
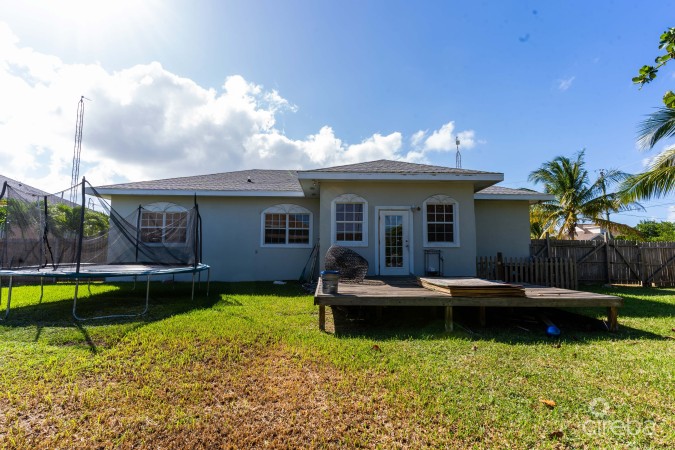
314, 277, 623, 332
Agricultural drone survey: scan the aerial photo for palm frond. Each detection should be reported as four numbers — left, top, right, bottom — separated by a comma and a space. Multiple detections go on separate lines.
637, 107, 675, 150
620, 146, 675, 201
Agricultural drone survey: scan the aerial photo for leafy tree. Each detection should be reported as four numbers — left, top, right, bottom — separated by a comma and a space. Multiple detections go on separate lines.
529, 150, 639, 239
636, 220, 675, 242
48, 203, 109, 238
617, 220, 675, 242
622, 27, 675, 200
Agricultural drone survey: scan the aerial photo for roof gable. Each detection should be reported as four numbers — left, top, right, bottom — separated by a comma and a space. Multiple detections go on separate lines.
304, 159, 499, 175
297, 159, 504, 193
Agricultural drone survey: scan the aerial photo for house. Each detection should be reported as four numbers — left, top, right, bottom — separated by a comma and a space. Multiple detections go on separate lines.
1, 174, 78, 206
1, 174, 52, 201
572, 223, 605, 241
94, 160, 552, 281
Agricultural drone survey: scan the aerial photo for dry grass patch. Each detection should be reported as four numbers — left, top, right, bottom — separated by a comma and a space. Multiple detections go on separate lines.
1, 341, 451, 449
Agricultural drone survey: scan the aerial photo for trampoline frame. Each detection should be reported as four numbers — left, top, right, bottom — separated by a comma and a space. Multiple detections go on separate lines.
0, 263, 210, 321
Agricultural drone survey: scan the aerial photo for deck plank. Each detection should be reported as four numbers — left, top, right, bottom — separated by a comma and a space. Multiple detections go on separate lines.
314, 277, 623, 332
314, 278, 623, 307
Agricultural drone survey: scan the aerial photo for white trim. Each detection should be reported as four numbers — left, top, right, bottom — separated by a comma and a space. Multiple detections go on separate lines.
142, 202, 188, 212
374, 206, 414, 276
331, 194, 368, 247
90, 188, 305, 197
260, 204, 313, 249
422, 195, 460, 248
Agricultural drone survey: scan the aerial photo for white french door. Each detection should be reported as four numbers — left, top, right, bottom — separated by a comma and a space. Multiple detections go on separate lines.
378, 210, 410, 276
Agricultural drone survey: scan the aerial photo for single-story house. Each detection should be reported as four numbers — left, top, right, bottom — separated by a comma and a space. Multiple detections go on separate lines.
95, 160, 552, 281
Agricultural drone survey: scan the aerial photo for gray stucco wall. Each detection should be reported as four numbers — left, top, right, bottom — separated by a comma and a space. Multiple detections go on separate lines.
317, 181, 477, 277
106, 191, 530, 281
474, 200, 531, 258
109, 195, 320, 281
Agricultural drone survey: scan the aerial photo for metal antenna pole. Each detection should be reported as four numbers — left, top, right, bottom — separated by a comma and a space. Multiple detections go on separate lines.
70, 96, 91, 203
455, 137, 462, 168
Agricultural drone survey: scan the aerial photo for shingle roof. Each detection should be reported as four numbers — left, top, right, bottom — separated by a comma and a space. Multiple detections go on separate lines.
303, 159, 499, 175
477, 186, 539, 195
475, 185, 553, 202
0, 174, 51, 199
95, 170, 302, 192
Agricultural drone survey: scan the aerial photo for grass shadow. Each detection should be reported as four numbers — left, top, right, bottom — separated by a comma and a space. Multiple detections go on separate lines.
582, 285, 675, 318
329, 305, 669, 343
1, 281, 220, 328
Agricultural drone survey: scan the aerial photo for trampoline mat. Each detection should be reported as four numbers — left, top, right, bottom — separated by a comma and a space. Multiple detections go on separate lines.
0, 263, 210, 279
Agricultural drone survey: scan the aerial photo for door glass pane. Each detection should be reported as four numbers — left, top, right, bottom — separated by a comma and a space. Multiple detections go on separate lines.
384, 215, 403, 268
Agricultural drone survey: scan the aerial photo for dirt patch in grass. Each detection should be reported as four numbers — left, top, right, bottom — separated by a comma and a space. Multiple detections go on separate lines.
0, 342, 454, 449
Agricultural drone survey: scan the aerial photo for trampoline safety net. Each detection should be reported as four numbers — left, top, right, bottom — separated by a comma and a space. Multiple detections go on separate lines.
0, 178, 203, 272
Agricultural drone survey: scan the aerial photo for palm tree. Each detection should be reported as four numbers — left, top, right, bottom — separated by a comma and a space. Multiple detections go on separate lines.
622, 27, 675, 200
529, 151, 639, 239
621, 146, 675, 201
620, 109, 675, 201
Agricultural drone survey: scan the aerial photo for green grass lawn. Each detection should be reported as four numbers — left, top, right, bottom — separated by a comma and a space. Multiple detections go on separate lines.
0, 280, 673, 449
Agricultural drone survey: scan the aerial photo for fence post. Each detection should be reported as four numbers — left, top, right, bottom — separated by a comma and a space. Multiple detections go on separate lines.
604, 233, 612, 285
546, 232, 551, 257
496, 252, 505, 281
638, 245, 648, 287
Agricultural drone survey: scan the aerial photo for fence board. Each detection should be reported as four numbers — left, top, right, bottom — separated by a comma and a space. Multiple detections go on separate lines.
477, 256, 577, 289
529, 238, 675, 286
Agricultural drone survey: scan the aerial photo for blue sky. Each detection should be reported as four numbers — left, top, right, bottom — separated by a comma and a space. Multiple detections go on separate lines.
1, 0, 674, 225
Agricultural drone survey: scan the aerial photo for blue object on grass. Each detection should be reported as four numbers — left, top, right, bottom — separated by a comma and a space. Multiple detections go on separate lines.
546, 325, 561, 336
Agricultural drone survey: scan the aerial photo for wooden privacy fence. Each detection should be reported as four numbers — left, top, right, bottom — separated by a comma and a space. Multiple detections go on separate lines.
477, 255, 578, 289
530, 237, 675, 287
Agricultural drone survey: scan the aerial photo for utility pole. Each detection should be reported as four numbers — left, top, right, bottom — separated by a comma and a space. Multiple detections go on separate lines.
455, 137, 461, 168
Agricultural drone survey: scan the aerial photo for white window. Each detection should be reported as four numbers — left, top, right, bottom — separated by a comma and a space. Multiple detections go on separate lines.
140, 202, 188, 244
261, 204, 312, 248
331, 194, 368, 246
423, 195, 459, 247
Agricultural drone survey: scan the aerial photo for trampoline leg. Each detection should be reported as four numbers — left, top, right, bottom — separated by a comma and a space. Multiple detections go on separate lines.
39, 277, 44, 304
87, 279, 92, 297
72, 279, 80, 319
0, 276, 11, 320
207, 268, 210, 297
142, 275, 150, 315
191, 272, 195, 301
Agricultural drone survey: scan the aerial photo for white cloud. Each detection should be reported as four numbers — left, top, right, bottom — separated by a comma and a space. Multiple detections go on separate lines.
410, 121, 477, 154
0, 23, 483, 192
557, 76, 575, 91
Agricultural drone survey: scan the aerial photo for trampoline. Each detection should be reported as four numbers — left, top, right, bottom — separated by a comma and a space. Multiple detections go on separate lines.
0, 263, 210, 321
0, 177, 211, 321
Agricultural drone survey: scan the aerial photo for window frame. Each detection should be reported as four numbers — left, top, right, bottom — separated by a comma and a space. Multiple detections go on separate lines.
422, 195, 459, 247
260, 204, 313, 248
139, 202, 189, 246
331, 193, 368, 247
